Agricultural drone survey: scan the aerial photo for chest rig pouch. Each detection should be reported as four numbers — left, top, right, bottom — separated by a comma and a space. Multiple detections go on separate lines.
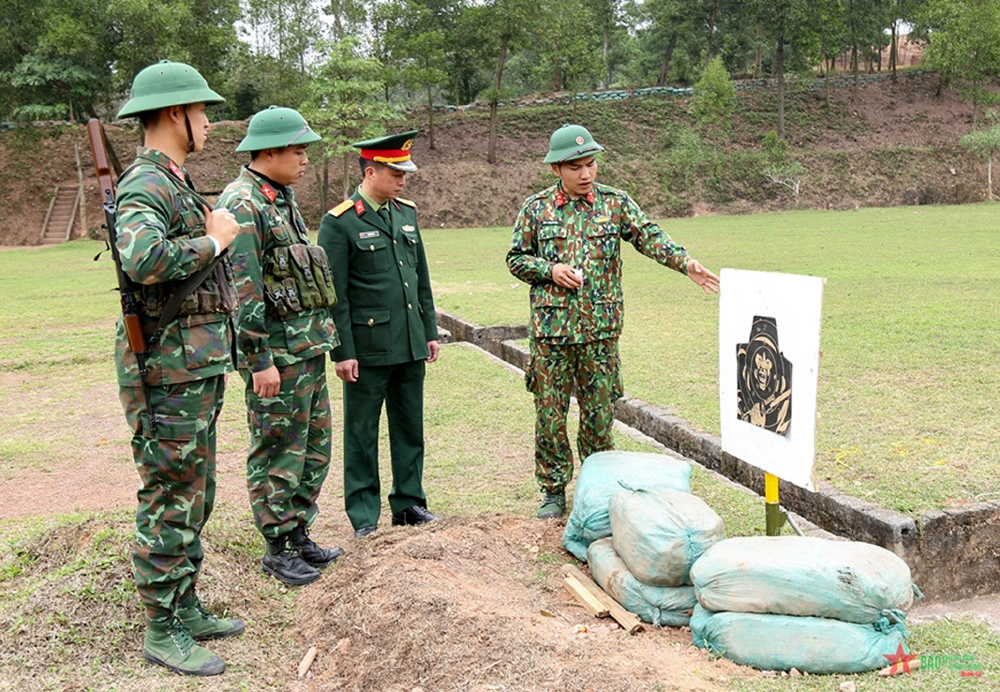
134, 174, 238, 320
263, 243, 338, 316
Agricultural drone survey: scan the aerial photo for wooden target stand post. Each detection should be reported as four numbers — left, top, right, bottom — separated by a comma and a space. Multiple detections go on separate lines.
718, 269, 825, 535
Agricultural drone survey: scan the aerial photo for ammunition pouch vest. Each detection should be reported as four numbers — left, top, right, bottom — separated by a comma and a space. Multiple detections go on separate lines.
121, 161, 238, 324
262, 243, 337, 316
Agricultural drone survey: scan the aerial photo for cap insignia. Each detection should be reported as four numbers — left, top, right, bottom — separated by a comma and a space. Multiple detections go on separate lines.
575, 136, 585, 145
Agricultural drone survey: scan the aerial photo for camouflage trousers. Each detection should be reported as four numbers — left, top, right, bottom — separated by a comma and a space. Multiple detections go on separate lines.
526, 337, 624, 493
120, 376, 225, 622
240, 355, 331, 539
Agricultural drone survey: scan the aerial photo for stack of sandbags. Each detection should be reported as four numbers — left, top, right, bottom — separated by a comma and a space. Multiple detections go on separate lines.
586, 486, 724, 626
562, 451, 691, 561
689, 536, 917, 674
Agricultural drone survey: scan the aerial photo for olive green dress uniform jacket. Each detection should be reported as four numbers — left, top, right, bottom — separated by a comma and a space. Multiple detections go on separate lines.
318, 191, 438, 364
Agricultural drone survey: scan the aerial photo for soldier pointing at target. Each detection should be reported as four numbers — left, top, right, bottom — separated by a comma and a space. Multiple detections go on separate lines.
507, 124, 720, 520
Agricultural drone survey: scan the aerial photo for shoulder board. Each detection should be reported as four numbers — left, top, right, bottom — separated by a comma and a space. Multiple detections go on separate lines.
329, 199, 354, 217
396, 197, 417, 209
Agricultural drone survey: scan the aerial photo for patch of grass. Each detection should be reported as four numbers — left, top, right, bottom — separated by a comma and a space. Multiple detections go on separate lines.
423, 204, 1000, 515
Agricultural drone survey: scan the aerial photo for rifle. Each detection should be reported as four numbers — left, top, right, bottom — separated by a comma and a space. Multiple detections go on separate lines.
87, 118, 158, 435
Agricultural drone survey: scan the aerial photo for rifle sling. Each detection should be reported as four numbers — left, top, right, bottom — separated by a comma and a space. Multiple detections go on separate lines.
147, 252, 226, 349
118, 159, 226, 349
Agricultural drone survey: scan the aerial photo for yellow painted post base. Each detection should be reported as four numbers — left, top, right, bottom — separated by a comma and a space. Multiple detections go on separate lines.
765, 472, 786, 536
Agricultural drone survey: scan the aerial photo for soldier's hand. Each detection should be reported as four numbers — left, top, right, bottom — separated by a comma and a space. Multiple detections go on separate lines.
252, 365, 281, 398
204, 205, 240, 251
686, 259, 720, 295
426, 340, 440, 363
336, 359, 359, 383
552, 263, 583, 289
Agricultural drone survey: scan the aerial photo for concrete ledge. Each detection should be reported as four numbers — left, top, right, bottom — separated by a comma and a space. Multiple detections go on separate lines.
436, 308, 1000, 600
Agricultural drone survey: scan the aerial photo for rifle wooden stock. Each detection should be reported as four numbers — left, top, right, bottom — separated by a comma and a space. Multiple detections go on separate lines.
87, 118, 147, 357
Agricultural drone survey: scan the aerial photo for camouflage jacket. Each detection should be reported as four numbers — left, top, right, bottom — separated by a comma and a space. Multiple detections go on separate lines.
218, 167, 339, 372
507, 182, 690, 344
114, 147, 236, 387
317, 189, 438, 367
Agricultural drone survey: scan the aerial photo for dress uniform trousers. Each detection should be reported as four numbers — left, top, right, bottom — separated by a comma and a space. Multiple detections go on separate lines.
342, 359, 427, 529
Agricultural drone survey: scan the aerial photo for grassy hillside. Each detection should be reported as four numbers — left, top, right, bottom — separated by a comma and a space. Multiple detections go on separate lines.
0, 69, 987, 246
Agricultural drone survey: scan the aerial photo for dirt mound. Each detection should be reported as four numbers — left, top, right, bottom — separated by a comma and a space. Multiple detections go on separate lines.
290, 515, 737, 692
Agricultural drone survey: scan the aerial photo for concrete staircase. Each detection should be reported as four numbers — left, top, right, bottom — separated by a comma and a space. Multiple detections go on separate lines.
40, 184, 81, 245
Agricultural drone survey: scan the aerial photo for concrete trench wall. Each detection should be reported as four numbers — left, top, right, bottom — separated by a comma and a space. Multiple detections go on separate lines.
435, 308, 1000, 600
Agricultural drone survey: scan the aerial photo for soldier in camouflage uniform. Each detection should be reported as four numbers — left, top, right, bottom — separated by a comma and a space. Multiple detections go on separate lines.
507, 124, 720, 519
317, 131, 442, 538
114, 61, 244, 676
217, 106, 344, 587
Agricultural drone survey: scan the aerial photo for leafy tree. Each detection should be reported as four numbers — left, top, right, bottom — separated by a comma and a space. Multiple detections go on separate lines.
917, 0, 1000, 123
690, 56, 736, 140
377, 0, 450, 149
959, 111, 1000, 200
465, 0, 537, 164
300, 38, 400, 210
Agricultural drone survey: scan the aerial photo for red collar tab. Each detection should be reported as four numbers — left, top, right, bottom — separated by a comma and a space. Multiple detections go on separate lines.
260, 183, 277, 203
586, 190, 596, 204
354, 199, 366, 215
554, 190, 567, 207
167, 160, 184, 181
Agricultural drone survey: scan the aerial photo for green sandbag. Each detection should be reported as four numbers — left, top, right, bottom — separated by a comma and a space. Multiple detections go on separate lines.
587, 538, 697, 627
690, 536, 915, 624
609, 486, 724, 587
690, 604, 908, 674
561, 451, 691, 561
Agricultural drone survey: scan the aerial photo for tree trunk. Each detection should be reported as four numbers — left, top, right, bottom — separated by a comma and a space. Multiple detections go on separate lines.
342, 152, 351, 200
602, 11, 610, 90
988, 155, 994, 200
657, 32, 678, 86
776, 40, 786, 140
554, 36, 563, 91
705, 0, 718, 68
427, 85, 436, 150
889, 21, 898, 83
487, 34, 510, 165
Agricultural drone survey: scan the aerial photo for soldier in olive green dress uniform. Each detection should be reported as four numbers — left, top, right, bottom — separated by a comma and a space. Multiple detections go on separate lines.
218, 107, 345, 588
507, 124, 721, 520
114, 60, 245, 677
317, 131, 442, 538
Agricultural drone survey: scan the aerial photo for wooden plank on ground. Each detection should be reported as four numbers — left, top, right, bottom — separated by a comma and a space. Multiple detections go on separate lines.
563, 573, 610, 617
561, 563, 644, 634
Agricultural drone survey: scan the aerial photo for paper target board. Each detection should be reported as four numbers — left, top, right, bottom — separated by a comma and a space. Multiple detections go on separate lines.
719, 269, 824, 491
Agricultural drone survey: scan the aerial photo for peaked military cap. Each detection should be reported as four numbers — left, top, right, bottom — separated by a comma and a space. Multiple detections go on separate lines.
544, 123, 604, 164
117, 60, 225, 119
353, 130, 419, 172
236, 106, 321, 152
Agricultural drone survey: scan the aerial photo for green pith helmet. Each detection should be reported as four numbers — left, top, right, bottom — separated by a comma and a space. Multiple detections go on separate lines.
353, 129, 419, 172
236, 106, 321, 152
117, 60, 225, 119
543, 123, 604, 164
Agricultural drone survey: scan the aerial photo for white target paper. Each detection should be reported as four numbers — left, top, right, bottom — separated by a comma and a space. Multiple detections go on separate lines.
719, 269, 824, 491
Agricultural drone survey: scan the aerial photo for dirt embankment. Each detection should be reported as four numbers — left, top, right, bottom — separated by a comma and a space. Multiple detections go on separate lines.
0, 71, 985, 246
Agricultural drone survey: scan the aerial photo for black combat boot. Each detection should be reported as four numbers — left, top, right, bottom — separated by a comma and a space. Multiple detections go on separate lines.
289, 525, 345, 568
261, 534, 320, 586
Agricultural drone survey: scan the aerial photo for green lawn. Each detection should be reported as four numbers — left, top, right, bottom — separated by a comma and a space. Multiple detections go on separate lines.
1, 234, 998, 691
424, 204, 1000, 515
